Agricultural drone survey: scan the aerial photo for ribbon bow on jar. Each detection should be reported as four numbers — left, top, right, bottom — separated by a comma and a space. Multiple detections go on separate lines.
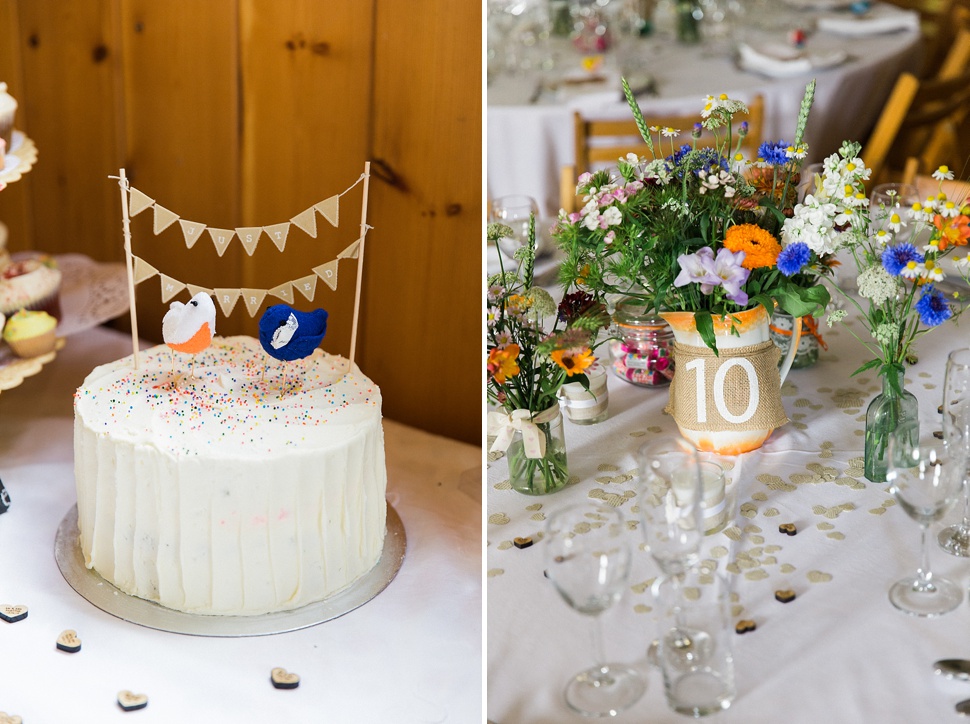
487, 407, 560, 459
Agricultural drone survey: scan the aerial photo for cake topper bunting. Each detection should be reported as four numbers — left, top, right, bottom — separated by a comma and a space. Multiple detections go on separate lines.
113, 163, 371, 369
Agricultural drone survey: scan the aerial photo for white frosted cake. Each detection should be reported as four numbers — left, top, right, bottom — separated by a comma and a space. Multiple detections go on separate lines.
73, 336, 387, 616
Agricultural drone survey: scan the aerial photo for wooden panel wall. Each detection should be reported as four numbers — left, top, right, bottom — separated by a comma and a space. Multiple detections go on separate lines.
0, 0, 481, 445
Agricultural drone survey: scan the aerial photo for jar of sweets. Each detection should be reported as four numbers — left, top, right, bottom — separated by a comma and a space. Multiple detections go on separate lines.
608, 298, 674, 387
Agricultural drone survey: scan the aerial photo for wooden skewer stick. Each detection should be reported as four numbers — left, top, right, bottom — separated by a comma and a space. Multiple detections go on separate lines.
116, 168, 141, 369
348, 161, 371, 374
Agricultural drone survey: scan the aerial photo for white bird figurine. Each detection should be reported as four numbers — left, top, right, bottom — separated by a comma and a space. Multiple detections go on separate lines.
162, 292, 216, 376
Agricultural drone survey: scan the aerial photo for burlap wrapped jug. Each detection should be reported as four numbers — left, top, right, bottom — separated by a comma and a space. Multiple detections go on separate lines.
661, 306, 800, 455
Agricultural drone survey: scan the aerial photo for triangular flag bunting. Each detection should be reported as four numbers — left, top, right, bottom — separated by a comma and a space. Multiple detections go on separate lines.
159, 274, 186, 303
262, 223, 290, 252
214, 288, 241, 317
290, 207, 317, 238
337, 238, 361, 259
268, 282, 294, 304
186, 284, 213, 298
314, 195, 339, 227
235, 227, 262, 256
153, 204, 180, 235
313, 260, 339, 291
293, 273, 318, 302
207, 228, 235, 257
132, 256, 158, 285
129, 187, 154, 217
179, 219, 207, 249
240, 288, 267, 317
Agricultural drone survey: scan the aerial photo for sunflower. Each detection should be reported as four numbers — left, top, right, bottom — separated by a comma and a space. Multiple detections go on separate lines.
722, 224, 782, 269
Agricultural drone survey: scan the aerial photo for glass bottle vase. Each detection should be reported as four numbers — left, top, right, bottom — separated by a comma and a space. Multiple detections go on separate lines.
864, 369, 919, 482
507, 408, 569, 495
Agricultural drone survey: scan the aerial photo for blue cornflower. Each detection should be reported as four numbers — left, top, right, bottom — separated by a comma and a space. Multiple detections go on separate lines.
757, 140, 790, 166
776, 242, 811, 277
915, 284, 952, 326
669, 143, 694, 167
881, 243, 923, 277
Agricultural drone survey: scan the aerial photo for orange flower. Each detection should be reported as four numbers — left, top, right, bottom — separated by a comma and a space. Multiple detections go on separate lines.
722, 224, 782, 269
933, 214, 970, 250
550, 347, 595, 377
488, 345, 520, 384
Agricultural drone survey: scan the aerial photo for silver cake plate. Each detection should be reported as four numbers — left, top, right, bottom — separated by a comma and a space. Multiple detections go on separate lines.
54, 502, 406, 637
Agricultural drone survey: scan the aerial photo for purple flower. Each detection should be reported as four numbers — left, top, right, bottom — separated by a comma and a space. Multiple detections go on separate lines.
777, 242, 811, 277
882, 243, 923, 277
915, 284, 952, 326
711, 247, 750, 306
674, 247, 717, 289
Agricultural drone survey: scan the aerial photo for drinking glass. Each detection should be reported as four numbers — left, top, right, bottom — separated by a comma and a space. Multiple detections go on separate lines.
544, 503, 647, 717
886, 437, 963, 616
869, 182, 919, 243
490, 195, 540, 260
939, 348, 970, 556
636, 435, 704, 576
657, 570, 736, 717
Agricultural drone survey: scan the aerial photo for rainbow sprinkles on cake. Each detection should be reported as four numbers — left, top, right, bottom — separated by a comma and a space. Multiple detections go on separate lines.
72, 165, 389, 616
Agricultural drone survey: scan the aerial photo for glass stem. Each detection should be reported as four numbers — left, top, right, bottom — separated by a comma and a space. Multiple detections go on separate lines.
916, 524, 935, 589
591, 615, 607, 673
962, 475, 970, 527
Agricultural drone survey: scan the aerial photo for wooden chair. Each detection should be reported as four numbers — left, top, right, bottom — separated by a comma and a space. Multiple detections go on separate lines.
559, 95, 765, 212
862, 58, 970, 185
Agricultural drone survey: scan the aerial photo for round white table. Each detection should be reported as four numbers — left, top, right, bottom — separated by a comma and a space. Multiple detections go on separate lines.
488, 3, 922, 216
487, 296, 970, 722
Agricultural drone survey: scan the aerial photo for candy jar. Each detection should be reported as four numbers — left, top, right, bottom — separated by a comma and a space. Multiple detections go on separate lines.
608, 298, 674, 387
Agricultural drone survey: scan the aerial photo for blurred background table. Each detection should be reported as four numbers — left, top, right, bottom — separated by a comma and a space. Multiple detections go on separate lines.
486, 296, 970, 722
487, 0, 923, 216
0, 325, 481, 722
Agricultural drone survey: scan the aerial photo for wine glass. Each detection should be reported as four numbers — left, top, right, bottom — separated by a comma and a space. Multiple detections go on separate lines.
939, 348, 970, 556
886, 436, 964, 616
636, 435, 704, 576
544, 503, 647, 717
869, 182, 919, 243
637, 435, 704, 667
490, 195, 541, 260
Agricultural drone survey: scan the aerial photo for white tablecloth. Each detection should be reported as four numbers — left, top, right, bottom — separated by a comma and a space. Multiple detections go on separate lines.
0, 326, 481, 722
488, 8, 922, 216
487, 301, 970, 722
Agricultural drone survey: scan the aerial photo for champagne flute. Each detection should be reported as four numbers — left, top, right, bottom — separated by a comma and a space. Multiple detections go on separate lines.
490, 195, 541, 260
886, 436, 963, 616
869, 182, 919, 243
544, 504, 647, 717
939, 348, 970, 556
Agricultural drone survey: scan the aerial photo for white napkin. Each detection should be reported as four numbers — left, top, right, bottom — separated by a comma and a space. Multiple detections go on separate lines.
816, 5, 920, 36
737, 43, 849, 78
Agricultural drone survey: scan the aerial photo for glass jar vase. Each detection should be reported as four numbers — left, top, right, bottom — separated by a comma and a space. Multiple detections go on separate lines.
609, 298, 674, 387
559, 362, 609, 425
864, 369, 919, 482
506, 406, 570, 495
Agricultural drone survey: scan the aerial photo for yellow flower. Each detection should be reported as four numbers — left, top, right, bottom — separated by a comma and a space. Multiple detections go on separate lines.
550, 348, 595, 377
722, 224, 782, 269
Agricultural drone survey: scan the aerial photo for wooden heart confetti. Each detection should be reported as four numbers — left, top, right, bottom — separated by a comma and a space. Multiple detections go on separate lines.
271, 667, 300, 690
56, 629, 81, 653
0, 713, 23, 724
117, 690, 148, 711
0, 605, 28, 623
734, 619, 757, 634
512, 536, 533, 549
775, 589, 797, 603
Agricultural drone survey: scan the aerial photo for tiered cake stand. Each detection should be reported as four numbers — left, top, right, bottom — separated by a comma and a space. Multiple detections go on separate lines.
0, 130, 61, 393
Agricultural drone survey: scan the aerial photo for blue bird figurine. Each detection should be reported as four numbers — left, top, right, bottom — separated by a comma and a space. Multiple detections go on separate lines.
258, 304, 328, 362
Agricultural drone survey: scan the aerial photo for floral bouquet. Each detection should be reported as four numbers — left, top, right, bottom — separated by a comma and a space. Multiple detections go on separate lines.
788, 146, 969, 479
553, 80, 832, 354
487, 219, 610, 494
